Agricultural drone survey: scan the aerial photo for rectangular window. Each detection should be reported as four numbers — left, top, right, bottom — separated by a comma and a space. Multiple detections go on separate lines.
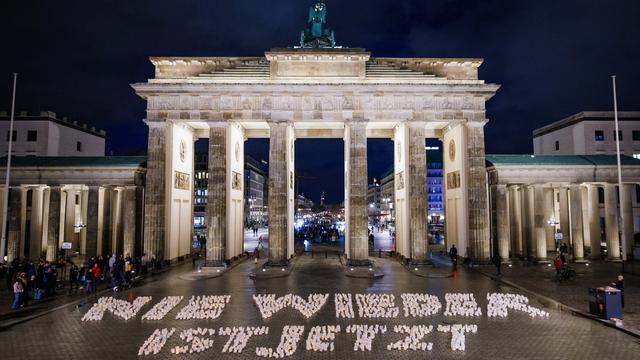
554, 140, 559, 151
613, 130, 623, 141
76, 141, 82, 152
633, 131, 640, 141
27, 130, 37, 142
595, 130, 604, 141
6, 130, 16, 142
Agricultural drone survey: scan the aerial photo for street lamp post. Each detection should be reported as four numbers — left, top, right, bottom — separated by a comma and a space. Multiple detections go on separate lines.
0, 73, 18, 263
612, 75, 627, 262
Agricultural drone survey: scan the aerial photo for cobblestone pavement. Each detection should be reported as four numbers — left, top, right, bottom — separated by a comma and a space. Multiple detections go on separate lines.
479, 260, 640, 333
1, 256, 639, 360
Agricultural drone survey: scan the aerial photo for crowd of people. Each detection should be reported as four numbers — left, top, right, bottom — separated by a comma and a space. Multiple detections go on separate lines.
1, 253, 155, 311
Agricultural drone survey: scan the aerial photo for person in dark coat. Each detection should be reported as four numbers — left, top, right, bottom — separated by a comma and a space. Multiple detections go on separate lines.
449, 245, 458, 267
612, 275, 624, 308
492, 254, 502, 275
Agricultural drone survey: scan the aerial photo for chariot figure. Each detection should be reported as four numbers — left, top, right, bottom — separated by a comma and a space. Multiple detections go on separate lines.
300, 1, 336, 48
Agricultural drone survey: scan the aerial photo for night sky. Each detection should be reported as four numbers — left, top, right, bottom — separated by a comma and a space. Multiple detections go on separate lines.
1, 1, 639, 203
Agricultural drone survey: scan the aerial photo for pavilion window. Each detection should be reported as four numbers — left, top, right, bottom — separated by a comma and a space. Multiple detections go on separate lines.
595, 130, 605, 141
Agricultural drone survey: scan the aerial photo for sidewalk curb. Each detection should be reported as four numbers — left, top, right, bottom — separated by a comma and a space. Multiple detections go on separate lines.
475, 268, 640, 339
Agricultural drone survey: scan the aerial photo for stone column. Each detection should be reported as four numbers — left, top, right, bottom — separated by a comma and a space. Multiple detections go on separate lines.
206, 122, 227, 266
123, 186, 137, 257
99, 187, 113, 256
558, 187, 570, 248
569, 185, 585, 261
268, 121, 293, 266
495, 184, 510, 262
80, 188, 89, 256
46, 187, 60, 262
345, 120, 369, 265
522, 186, 533, 260
84, 186, 99, 257
509, 185, 523, 258
604, 183, 621, 260
543, 187, 555, 255
64, 189, 78, 252
620, 184, 634, 260
466, 123, 490, 262
7, 187, 22, 262
587, 185, 602, 259
407, 123, 428, 263
143, 123, 166, 262
112, 188, 124, 255
533, 185, 549, 262
28, 187, 45, 260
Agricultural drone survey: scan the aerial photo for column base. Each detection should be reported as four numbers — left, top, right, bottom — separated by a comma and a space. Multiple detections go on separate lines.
534, 258, 551, 265
345, 260, 384, 278
573, 258, 589, 264
265, 259, 289, 267
606, 257, 623, 263
347, 258, 372, 267
250, 261, 293, 279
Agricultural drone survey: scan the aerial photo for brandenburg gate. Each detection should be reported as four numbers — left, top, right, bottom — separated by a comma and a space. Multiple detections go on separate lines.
132, 47, 499, 267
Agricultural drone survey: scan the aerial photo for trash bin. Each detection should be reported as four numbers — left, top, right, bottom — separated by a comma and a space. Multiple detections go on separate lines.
588, 286, 623, 320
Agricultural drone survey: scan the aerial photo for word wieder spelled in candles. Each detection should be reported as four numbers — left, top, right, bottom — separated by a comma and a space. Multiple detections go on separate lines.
253, 293, 329, 320
486, 293, 550, 318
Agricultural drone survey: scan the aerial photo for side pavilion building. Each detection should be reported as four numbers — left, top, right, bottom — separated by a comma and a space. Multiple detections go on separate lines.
131, 47, 500, 266
487, 154, 640, 263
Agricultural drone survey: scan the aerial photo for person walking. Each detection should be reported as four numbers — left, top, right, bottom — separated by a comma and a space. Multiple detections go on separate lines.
449, 245, 458, 267
492, 254, 502, 275
68, 262, 79, 293
11, 276, 24, 310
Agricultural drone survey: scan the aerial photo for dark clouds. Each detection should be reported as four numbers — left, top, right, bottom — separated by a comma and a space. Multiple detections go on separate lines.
1, 0, 639, 202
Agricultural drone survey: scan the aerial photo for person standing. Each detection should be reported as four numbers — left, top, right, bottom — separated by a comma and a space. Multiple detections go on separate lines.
68, 262, 79, 293
90, 263, 101, 293
553, 255, 562, 278
12, 276, 24, 309
612, 275, 624, 308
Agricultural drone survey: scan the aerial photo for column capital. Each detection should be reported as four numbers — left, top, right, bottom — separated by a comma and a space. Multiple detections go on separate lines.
206, 120, 229, 128
266, 119, 293, 127
143, 119, 167, 129
344, 118, 369, 126
465, 120, 488, 128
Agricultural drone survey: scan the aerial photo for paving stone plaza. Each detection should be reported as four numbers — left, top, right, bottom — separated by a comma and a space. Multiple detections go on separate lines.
0, 256, 638, 359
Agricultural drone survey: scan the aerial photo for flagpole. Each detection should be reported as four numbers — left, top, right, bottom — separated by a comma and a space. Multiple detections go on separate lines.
1, 73, 17, 264
612, 75, 626, 262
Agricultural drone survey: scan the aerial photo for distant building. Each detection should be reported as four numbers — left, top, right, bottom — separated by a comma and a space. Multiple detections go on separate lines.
193, 152, 208, 235
367, 147, 444, 225
427, 159, 444, 223
245, 156, 267, 224
533, 111, 640, 158
192, 153, 268, 233
0, 111, 106, 156
296, 193, 314, 213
